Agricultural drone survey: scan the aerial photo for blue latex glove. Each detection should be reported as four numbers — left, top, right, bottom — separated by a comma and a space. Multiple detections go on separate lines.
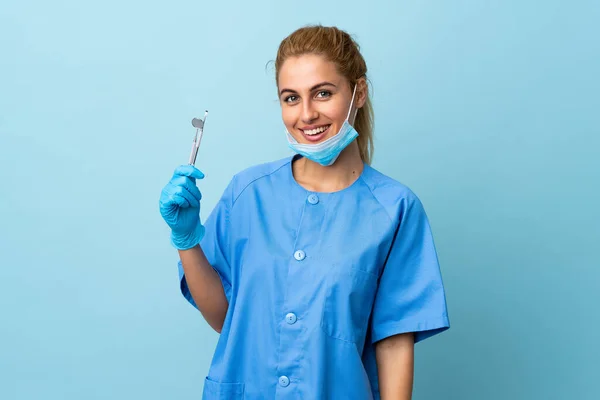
159, 165, 205, 250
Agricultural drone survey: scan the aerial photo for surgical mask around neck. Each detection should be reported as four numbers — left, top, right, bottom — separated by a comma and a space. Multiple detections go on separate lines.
286, 85, 359, 166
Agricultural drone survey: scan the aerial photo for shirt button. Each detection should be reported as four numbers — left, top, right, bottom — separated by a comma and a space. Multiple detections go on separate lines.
279, 375, 290, 387
285, 312, 297, 324
307, 194, 319, 204
294, 250, 306, 261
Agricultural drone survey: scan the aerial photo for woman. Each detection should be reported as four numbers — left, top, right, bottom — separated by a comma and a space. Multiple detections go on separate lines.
159, 25, 450, 400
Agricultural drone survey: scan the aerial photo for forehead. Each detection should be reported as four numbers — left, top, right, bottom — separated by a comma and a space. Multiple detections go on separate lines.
278, 54, 343, 89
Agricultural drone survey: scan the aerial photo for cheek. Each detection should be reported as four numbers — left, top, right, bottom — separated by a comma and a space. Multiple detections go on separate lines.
320, 102, 345, 124
281, 107, 296, 129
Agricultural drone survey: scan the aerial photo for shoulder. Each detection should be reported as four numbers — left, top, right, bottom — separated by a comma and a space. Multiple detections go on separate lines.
226, 156, 293, 204
359, 164, 425, 219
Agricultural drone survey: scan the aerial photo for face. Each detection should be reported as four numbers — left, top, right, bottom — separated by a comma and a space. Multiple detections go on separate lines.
278, 54, 365, 145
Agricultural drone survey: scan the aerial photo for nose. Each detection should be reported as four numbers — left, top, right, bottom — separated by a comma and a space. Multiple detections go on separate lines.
301, 99, 318, 123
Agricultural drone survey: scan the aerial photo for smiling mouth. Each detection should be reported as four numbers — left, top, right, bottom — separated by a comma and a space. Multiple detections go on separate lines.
299, 124, 331, 141
300, 124, 331, 136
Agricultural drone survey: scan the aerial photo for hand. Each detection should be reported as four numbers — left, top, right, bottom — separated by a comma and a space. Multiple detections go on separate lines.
159, 165, 205, 250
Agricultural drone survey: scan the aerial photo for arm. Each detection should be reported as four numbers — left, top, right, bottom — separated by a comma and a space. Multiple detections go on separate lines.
158, 165, 232, 334
178, 245, 229, 333
375, 332, 415, 400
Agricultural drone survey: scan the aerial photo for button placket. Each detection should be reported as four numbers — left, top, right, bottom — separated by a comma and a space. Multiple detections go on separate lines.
276, 191, 326, 395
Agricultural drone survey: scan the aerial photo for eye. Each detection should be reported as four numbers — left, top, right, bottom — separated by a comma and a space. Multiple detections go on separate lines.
284, 95, 299, 104
316, 90, 331, 99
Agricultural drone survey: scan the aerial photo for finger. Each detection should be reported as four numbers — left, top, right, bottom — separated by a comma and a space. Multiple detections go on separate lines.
174, 165, 205, 180
172, 194, 189, 208
160, 186, 187, 209
174, 186, 199, 208
182, 179, 202, 203
169, 176, 202, 203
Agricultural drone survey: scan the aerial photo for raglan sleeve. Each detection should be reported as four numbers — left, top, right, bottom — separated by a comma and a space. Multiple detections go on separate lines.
370, 194, 450, 344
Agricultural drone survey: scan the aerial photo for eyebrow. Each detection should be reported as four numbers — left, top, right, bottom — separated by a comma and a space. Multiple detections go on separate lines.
279, 81, 337, 96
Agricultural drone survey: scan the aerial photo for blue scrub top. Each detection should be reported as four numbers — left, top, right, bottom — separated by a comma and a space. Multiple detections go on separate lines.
178, 155, 450, 399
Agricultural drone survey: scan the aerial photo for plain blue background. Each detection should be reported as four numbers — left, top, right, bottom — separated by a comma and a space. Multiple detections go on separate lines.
1, 1, 598, 399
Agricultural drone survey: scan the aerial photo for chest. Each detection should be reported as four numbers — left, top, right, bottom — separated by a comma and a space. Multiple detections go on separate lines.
229, 188, 396, 280
227, 187, 398, 346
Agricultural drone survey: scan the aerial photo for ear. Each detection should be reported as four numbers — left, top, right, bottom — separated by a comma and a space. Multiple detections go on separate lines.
355, 77, 368, 109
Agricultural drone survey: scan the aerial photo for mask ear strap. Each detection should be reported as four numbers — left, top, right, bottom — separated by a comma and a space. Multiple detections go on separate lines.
346, 84, 358, 121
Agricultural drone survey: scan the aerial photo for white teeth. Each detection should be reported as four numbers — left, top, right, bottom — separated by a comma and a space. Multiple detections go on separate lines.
304, 125, 329, 136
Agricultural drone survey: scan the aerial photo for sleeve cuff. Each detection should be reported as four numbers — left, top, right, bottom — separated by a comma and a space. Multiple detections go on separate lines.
371, 314, 450, 344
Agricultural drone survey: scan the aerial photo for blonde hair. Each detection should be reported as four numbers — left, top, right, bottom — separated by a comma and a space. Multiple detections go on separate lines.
275, 25, 375, 165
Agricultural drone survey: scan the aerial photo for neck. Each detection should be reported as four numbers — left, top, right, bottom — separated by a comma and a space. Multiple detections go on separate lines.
292, 141, 364, 193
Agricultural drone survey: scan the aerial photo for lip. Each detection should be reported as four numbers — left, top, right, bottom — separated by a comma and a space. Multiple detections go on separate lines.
299, 124, 331, 143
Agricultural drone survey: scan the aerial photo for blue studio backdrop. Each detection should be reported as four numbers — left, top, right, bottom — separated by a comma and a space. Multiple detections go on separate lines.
1, 1, 598, 399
